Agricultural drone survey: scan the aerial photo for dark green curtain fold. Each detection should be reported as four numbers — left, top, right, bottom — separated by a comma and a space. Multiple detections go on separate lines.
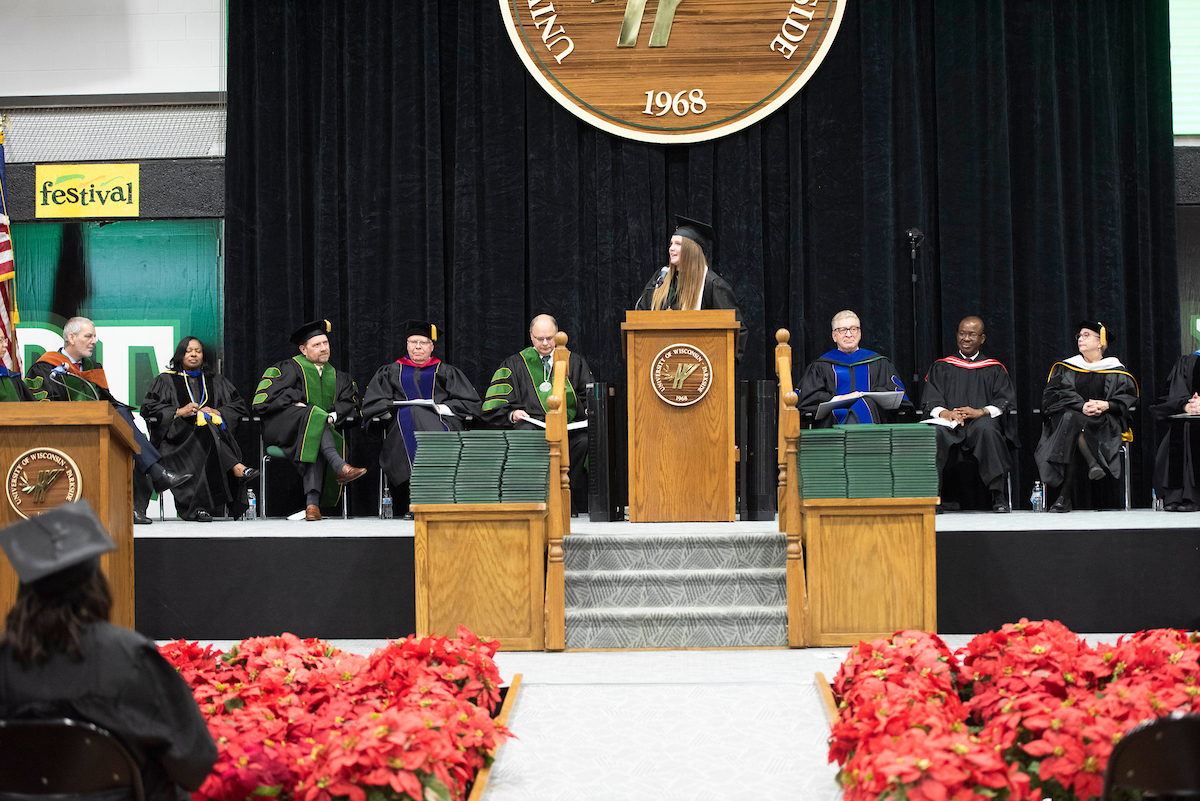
225, 0, 1177, 504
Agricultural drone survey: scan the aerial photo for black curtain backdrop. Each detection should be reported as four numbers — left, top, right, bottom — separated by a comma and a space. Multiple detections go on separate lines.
225, 0, 1178, 508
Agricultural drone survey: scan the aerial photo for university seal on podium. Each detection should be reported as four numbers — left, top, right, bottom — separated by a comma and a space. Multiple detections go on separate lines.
498, 0, 846, 144
6, 448, 83, 519
651, 343, 713, 406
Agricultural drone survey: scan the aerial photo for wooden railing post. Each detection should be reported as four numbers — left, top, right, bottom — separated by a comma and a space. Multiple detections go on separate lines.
782, 389, 807, 647
775, 329, 794, 532
543, 331, 572, 651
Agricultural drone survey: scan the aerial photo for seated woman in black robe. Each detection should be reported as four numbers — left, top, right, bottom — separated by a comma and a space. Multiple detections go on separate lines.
0, 327, 33, 402
1152, 351, 1200, 511
0, 501, 217, 799
1034, 321, 1138, 512
141, 337, 257, 522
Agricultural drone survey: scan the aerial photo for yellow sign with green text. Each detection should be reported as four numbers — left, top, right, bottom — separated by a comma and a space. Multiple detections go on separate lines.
35, 164, 139, 218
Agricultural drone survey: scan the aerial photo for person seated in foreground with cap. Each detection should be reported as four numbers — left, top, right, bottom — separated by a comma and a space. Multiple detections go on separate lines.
362, 320, 482, 501
1034, 320, 1138, 512
252, 319, 365, 522
0, 501, 217, 798
0, 327, 34, 402
25, 317, 191, 525
1152, 349, 1200, 512
635, 215, 747, 363
798, 310, 912, 426
142, 336, 258, 522
482, 314, 593, 509
921, 316, 1018, 513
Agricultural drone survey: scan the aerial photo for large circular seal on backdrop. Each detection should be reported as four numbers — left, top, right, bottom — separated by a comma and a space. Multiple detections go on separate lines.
7, 448, 83, 520
651, 343, 713, 406
498, 0, 846, 144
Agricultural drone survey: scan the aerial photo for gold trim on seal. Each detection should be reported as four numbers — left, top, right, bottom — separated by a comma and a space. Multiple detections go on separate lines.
650, 342, 713, 407
6, 447, 84, 520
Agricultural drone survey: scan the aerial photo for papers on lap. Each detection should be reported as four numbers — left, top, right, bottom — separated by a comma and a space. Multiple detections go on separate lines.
922, 416, 959, 428
522, 418, 587, 431
815, 391, 905, 420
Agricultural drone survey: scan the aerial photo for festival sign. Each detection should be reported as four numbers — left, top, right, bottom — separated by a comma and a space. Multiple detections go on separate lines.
35, 164, 140, 218
499, 0, 846, 143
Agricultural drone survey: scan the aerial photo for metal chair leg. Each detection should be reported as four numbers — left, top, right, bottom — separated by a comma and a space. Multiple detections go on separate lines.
1006, 472, 1013, 509
342, 439, 350, 520
260, 433, 269, 519
1123, 441, 1132, 511
158, 492, 165, 522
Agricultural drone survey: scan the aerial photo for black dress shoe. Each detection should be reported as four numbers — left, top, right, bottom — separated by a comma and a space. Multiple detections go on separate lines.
133, 510, 153, 525
151, 468, 193, 493
1049, 496, 1072, 513
1178, 501, 1199, 513
990, 490, 1011, 513
188, 510, 213, 522
238, 467, 260, 484
1166, 502, 1182, 512
1087, 464, 1106, 481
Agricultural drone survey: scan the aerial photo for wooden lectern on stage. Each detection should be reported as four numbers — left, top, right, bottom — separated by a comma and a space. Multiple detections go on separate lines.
0, 402, 139, 629
622, 310, 739, 522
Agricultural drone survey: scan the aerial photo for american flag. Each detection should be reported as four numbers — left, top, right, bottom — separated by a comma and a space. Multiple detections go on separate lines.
0, 132, 20, 373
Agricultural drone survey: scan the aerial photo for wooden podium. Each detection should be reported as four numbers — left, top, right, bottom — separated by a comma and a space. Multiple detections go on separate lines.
622, 310, 739, 522
0, 402, 139, 628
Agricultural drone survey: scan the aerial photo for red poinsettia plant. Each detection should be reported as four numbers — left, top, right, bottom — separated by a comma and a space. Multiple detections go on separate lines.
158, 626, 512, 801
828, 621, 1200, 801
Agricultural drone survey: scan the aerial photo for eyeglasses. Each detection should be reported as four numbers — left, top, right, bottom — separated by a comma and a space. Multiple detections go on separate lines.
531, 335, 556, 344
958, 332, 982, 341
1076, 332, 1097, 340
833, 326, 860, 335
407, 339, 433, 347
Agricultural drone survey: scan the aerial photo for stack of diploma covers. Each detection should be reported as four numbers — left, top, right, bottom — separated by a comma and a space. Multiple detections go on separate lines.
796, 429, 848, 498
883, 424, 939, 497
455, 431, 507, 503
410, 432, 461, 504
844, 426, 895, 498
501, 431, 551, 502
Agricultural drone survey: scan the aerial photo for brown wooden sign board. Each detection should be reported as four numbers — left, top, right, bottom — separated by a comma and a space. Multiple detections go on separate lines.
499, 0, 847, 143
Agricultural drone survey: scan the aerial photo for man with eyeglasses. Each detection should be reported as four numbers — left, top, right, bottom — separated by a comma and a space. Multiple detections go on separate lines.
921, 316, 1017, 512
482, 314, 593, 509
361, 320, 482, 497
798, 310, 911, 425
253, 319, 366, 521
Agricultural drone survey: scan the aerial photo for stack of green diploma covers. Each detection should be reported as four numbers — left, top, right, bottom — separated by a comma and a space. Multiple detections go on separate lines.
455, 431, 506, 503
410, 432, 461, 504
797, 429, 848, 499
882, 424, 939, 497
500, 431, 551, 502
841, 426, 894, 499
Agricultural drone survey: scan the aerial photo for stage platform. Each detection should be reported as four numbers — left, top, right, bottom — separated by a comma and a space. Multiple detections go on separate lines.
134, 510, 1200, 641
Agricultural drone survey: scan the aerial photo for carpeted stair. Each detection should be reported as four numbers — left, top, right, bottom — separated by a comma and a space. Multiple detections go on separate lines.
563, 523, 788, 648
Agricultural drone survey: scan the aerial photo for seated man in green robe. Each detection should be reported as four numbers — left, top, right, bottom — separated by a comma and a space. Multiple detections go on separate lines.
252, 319, 365, 521
482, 314, 593, 509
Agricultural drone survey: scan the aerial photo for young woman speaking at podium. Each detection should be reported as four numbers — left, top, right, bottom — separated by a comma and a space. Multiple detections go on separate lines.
634, 215, 747, 363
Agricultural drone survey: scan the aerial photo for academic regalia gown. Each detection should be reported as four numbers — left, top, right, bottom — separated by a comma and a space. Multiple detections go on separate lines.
0, 365, 34, 402
252, 356, 359, 506
0, 621, 218, 800
27, 351, 163, 511
1152, 352, 1200, 504
361, 357, 482, 487
1034, 356, 1138, 488
797, 348, 912, 426
635, 268, 748, 363
142, 370, 250, 519
921, 354, 1018, 488
481, 348, 593, 495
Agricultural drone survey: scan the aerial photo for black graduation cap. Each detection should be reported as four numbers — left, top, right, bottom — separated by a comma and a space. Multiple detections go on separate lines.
673, 215, 715, 252
290, 319, 332, 346
0, 500, 115, 587
404, 320, 438, 342
1078, 320, 1113, 349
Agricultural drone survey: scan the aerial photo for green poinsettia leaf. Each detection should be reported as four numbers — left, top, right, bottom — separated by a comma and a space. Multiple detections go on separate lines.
224, 697, 245, 712
252, 785, 282, 797
974, 788, 999, 798
221, 644, 240, 662
421, 774, 452, 801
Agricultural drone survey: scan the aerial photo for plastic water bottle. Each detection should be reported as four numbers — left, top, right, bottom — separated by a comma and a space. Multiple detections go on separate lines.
245, 489, 257, 521
1153, 490, 1164, 512
1030, 481, 1044, 512
381, 487, 394, 520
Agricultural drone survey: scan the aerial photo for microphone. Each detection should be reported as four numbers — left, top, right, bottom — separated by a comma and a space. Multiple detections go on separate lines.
905, 227, 923, 243
636, 266, 671, 310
